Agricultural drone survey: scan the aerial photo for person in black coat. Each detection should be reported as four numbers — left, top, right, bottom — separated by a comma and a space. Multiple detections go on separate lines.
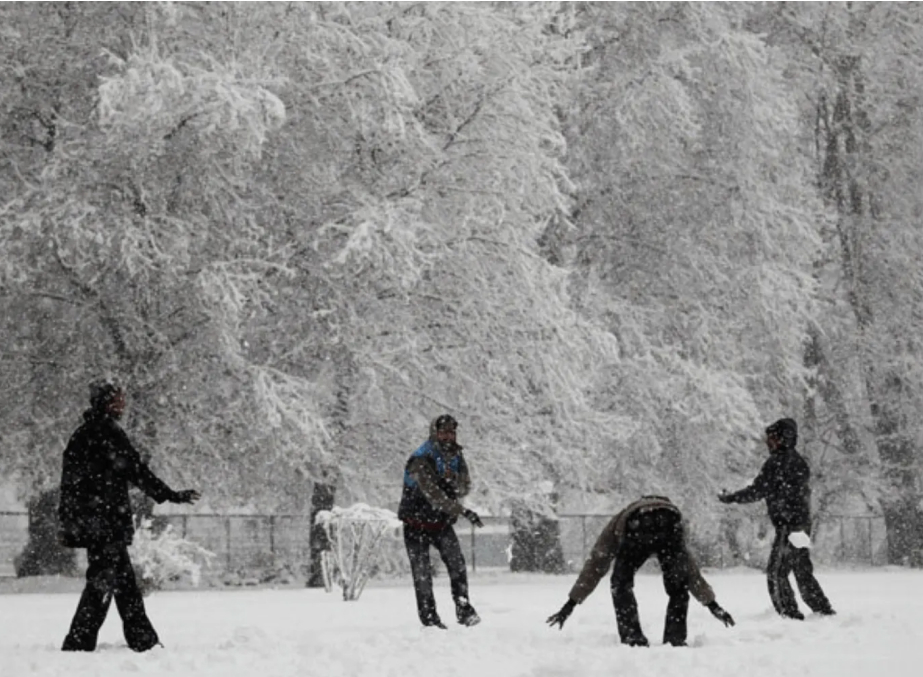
719, 418, 835, 619
57, 380, 201, 652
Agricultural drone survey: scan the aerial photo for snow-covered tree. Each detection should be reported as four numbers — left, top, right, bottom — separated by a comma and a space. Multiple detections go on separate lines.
0, 3, 628, 518
754, 1, 923, 561
0, 3, 325, 506
243, 2, 629, 511
562, 3, 826, 533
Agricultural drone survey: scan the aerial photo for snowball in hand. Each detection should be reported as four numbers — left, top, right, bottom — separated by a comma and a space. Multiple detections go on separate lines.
788, 531, 812, 549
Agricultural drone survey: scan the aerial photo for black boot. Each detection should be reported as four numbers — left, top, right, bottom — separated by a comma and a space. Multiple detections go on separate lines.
456, 600, 481, 627
622, 635, 650, 647
61, 636, 96, 652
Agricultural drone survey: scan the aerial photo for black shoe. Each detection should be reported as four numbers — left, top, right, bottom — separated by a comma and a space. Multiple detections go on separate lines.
782, 610, 805, 621
130, 641, 163, 653
457, 604, 481, 627
665, 639, 687, 647
127, 631, 161, 653
623, 636, 650, 647
422, 618, 447, 629
62, 636, 96, 652
815, 608, 837, 617
62, 644, 95, 652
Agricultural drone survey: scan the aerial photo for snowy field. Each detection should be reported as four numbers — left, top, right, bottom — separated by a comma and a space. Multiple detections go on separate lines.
2, 567, 920, 677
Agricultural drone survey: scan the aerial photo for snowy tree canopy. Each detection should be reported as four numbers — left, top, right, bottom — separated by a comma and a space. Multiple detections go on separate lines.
1, 3, 919, 555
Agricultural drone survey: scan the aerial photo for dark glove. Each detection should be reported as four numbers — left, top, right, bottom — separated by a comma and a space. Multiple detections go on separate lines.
707, 601, 735, 627
462, 509, 484, 528
172, 489, 201, 504
546, 599, 576, 630
717, 491, 734, 504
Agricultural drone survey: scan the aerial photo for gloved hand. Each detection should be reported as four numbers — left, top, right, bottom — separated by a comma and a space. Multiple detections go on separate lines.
546, 599, 576, 630
707, 601, 735, 627
462, 509, 484, 528
717, 491, 734, 504
172, 489, 201, 504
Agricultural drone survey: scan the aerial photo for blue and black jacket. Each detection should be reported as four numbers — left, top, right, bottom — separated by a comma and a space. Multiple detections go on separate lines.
398, 437, 470, 529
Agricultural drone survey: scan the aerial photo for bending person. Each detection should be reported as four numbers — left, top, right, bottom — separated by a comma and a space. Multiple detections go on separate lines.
547, 495, 734, 647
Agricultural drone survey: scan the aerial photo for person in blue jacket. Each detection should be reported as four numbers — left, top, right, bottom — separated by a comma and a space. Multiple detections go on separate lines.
398, 414, 483, 628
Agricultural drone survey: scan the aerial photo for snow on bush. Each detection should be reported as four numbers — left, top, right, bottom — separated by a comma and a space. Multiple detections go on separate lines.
315, 503, 403, 601
129, 519, 215, 596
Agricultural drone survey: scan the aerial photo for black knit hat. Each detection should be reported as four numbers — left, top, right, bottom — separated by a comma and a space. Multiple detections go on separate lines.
434, 414, 458, 432
766, 418, 797, 448
89, 379, 120, 412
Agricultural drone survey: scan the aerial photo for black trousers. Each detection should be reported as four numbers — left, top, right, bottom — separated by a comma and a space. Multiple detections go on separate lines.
62, 542, 159, 652
767, 526, 834, 618
610, 508, 690, 646
403, 522, 471, 625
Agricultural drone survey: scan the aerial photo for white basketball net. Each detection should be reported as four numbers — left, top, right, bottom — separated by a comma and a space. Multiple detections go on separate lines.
314, 503, 402, 601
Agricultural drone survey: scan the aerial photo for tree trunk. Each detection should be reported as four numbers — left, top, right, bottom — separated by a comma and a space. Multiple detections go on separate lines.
305, 343, 355, 586
15, 488, 77, 577
816, 52, 923, 564
306, 482, 337, 587
802, 326, 863, 457
509, 501, 565, 574
871, 373, 923, 564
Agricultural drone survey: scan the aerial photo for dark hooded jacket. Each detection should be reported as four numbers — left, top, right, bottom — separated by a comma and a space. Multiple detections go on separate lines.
58, 408, 178, 547
722, 418, 812, 529
567, 496, 716, 606
397, 417, 471, 529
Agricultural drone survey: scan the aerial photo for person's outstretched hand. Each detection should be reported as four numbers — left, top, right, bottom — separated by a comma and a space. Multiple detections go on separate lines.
707, 601, 735, 627
546, 599, 576, 630
462, 509, 484, 528
172, 489, 201, 505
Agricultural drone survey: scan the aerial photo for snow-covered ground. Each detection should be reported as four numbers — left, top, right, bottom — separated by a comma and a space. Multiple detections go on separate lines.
2, 567, 919, 677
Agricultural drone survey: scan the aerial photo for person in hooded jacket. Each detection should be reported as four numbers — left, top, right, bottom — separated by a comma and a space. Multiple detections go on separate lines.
57, 380, 201, 652
398, 414, 483, 628
546, 495, 735, 647
719, 417, 835, 620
